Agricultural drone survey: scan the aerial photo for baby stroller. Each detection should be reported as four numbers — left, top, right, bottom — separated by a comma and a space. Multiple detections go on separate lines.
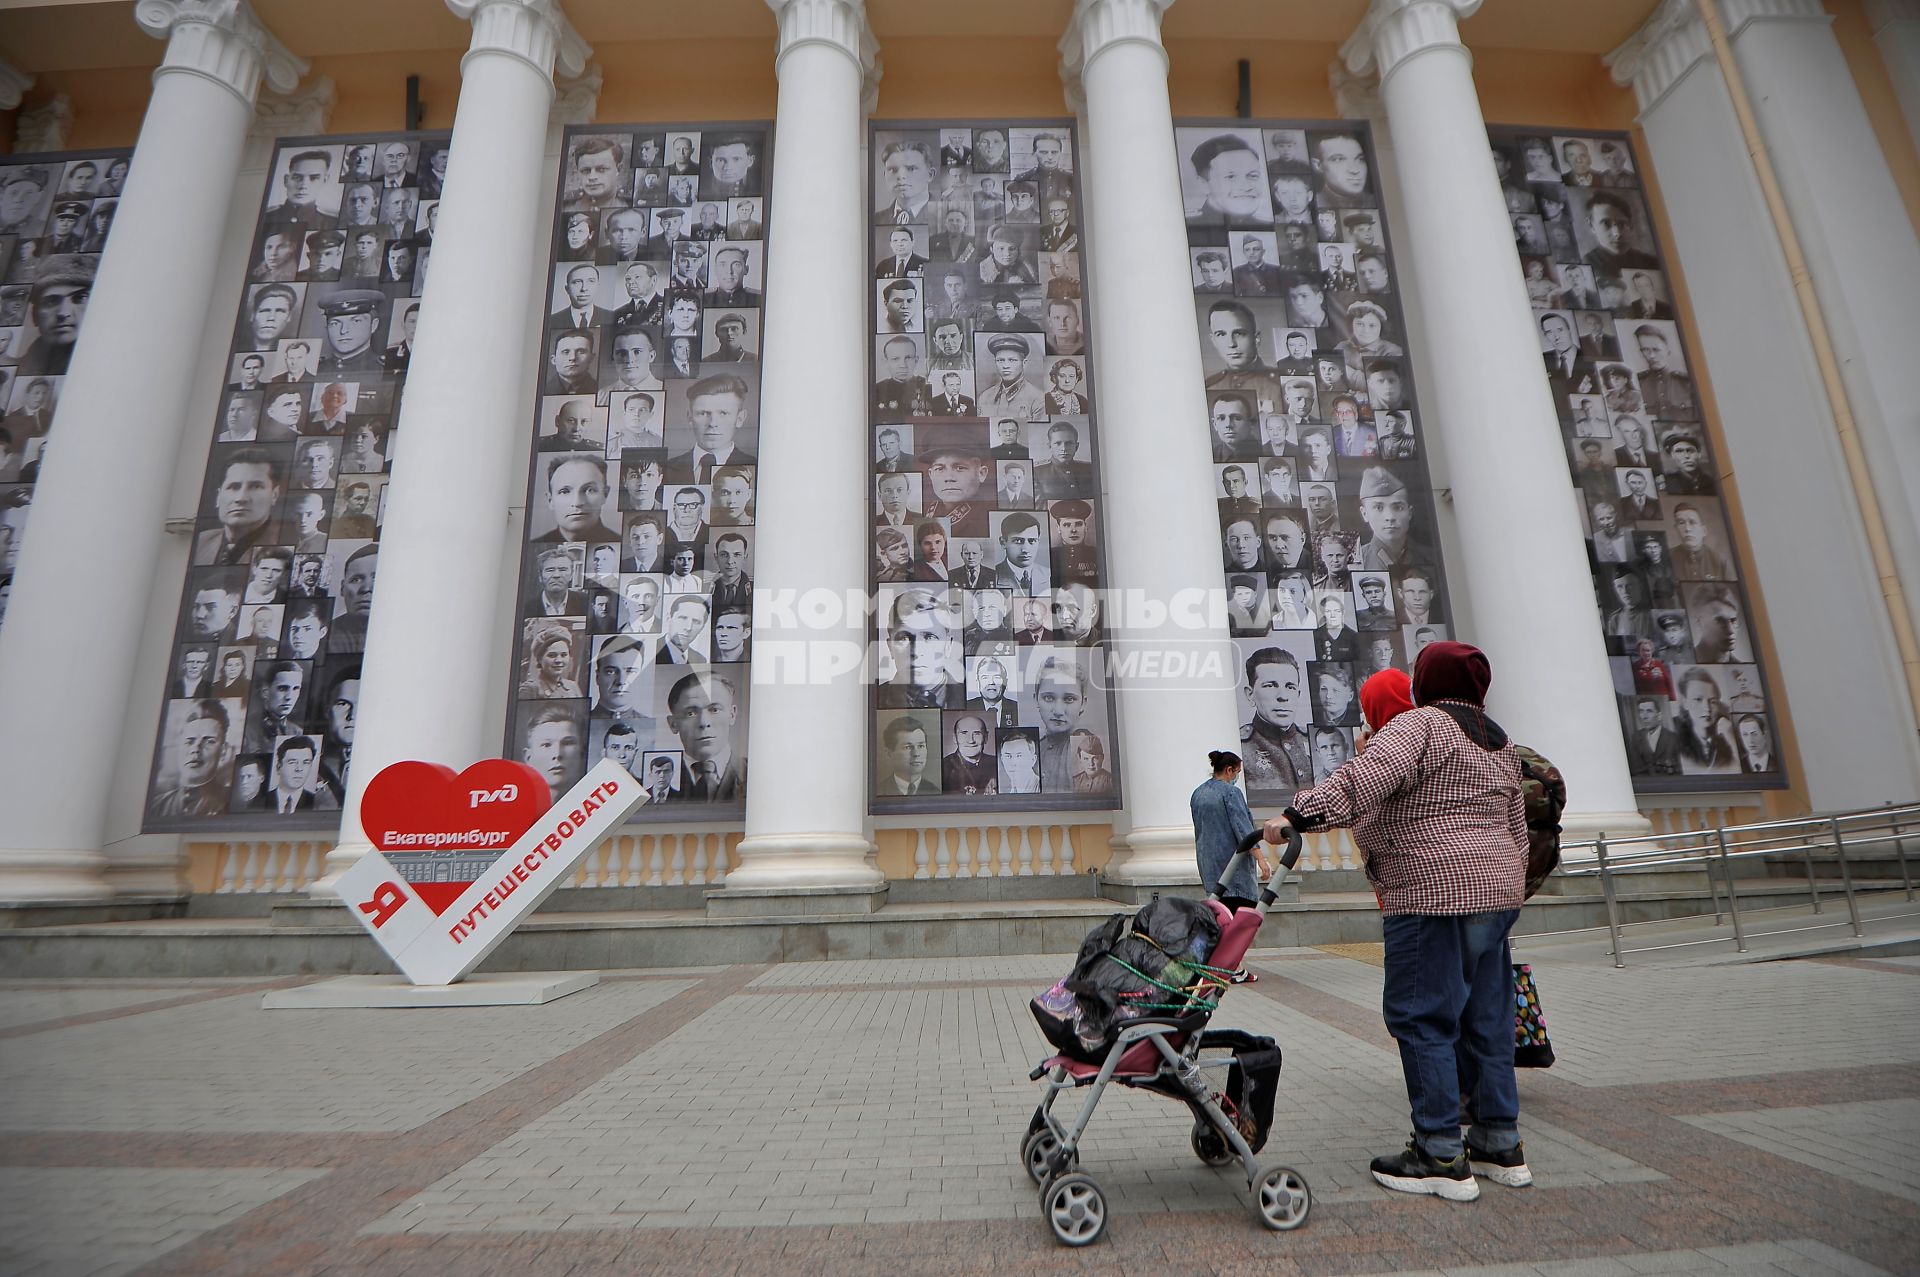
1021, 829, 1309, 1245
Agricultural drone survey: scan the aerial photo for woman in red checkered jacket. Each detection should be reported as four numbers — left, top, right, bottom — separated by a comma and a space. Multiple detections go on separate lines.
1267, 641, 1530, 1202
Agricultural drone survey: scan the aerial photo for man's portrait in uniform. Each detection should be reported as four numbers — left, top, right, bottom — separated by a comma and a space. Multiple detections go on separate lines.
147, 699, 236, 819
564, 135, 629, 213
974, 332, 1047, 422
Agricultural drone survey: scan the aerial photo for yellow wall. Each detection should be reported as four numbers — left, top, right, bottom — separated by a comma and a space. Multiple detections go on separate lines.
871, 37, 1063, 119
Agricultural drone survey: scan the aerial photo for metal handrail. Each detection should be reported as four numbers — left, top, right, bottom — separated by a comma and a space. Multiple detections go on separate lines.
1556, 800, 1919, 967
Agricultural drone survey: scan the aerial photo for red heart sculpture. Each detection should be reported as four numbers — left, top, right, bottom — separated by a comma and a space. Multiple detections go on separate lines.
360, 759, 553, 915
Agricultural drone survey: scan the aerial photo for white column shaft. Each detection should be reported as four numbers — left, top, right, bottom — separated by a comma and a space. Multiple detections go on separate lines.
321, 15, 570, 893
731, 7, 881, 888
1723, 5, 1920, 643
1367, 18, 1645, 832
1627, 42, 1920, 808
0, 50, 257, 900
1074, 16, 1242, 882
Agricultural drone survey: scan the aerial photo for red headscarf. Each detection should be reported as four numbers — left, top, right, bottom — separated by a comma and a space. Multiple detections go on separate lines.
1412, 640, 1492, 707
1359, 668, 1413, 732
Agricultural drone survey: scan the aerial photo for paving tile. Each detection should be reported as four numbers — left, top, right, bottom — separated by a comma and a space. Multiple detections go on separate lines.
3, 954, 1917, 1275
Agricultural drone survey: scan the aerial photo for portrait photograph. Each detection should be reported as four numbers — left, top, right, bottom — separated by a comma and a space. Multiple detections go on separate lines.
494, 125, 774, 816
1177, 127, 1275, 228
868, 120, 1113, 808
518, 617, 587, 701
1494, 123, 1779, 784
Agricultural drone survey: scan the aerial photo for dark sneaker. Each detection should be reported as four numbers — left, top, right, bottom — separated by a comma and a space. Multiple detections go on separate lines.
1369, 1138, 1479, 1201
1467, 1140, 1533, 1188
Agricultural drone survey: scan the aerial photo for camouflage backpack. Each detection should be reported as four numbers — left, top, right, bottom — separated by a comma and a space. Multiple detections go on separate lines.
1514, 744, 1567, 898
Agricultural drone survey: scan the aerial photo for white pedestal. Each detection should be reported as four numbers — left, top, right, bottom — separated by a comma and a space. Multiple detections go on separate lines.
262, 970, 599, 1009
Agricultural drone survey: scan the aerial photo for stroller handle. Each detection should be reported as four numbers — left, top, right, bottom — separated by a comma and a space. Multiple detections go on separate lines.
1209, 827, 1303, 906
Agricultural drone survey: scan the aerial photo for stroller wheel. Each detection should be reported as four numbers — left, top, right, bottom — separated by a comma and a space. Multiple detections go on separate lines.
1043, 1172, 1107, 1247
1190, 1120, 1234, 1167
1021, 1127, 1068, 1185
1250, 1165, 1312, 1231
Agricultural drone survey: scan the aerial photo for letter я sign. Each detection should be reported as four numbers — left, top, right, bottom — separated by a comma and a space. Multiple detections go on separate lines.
339, 757, 647, 985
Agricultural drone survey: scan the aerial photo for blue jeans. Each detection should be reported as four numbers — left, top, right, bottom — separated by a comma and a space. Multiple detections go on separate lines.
1380, 909, 1521, 1160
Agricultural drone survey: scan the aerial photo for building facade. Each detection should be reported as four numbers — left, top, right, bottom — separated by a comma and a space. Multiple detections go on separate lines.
0, 0, 1916, 907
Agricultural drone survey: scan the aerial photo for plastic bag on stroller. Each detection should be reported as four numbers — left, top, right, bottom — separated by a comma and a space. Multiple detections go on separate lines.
1029, 897, 1222, 1063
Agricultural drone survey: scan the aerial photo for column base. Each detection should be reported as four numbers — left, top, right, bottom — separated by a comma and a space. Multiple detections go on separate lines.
0, 898, 186, 929
723, 832, 884, 891
0, 848, 114, 902
103, 838, 188, 898
1098, 825, 1203, 888
306, 837, 366, 899
1563, 809, 1655, 842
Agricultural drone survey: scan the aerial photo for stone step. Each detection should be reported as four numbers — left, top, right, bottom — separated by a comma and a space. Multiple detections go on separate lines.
3, 880, 1903, 979
1759, 852, 1917, 885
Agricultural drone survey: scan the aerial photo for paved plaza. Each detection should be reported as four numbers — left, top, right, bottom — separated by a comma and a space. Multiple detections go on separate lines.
1, 938, 1917, 1276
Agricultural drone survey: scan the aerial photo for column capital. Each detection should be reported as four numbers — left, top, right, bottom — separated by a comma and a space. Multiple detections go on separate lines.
1328, 61, 1384, 118
134, 0, 307, 105
0, 57, 33, 110
1059, 0, 1173, 108
15, 94, 73, 152
765, 0, 880, 110
1339, 0, 1482, 86
447, 0, 591, 82
249, 74, 335, 141
551, 62, 602, 126
1864, 0, 1920, 31
1606, 0, 1712, 113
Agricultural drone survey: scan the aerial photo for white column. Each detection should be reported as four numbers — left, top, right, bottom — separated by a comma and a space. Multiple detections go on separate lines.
1716, 0, 1920, 643
1330, 65, 1482, 647
1340, 0, 1646, 836
726, 0, 884, 891
1610, 2, 1920, 809
1060, 0, 1243, 886
0, 1, 305, 902
313, 0, 590, 896
1865, 1, 1920, 145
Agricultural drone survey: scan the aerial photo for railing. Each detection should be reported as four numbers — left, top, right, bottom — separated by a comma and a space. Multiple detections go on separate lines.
207, 840, 330, 893
886, 820, 1086, 879
559, 828, 741, 888
1632, 794, 1767, 842
193, 831, 747, 895
1563, 801, 1920, 966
